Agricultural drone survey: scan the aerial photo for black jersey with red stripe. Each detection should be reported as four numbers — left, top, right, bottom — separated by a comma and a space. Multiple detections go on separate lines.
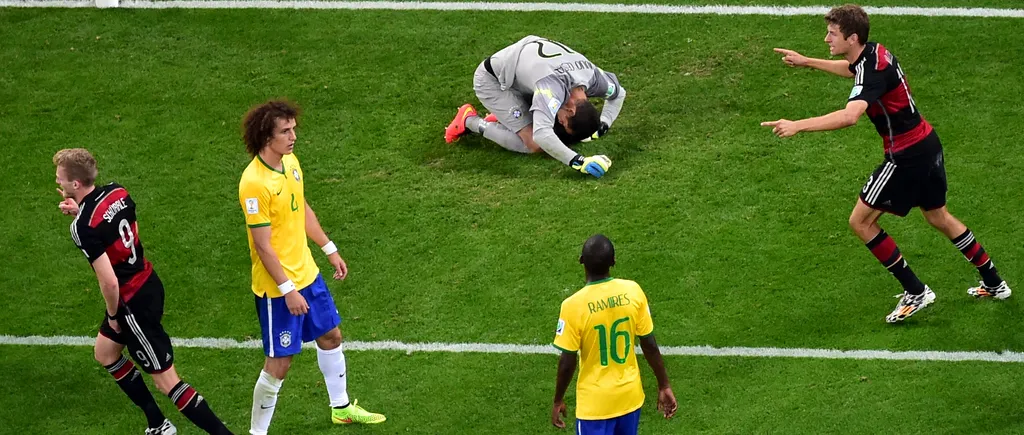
848, 42, 935, 157
70, 183, 153, 302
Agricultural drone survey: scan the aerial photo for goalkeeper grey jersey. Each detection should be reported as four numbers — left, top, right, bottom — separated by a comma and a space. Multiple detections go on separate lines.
488, 35, 625, 165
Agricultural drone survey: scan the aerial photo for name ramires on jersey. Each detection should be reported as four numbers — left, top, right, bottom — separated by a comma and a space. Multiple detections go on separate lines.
553, 60, 594, 75
102, 198, 128, 223
588, 293, 631, 314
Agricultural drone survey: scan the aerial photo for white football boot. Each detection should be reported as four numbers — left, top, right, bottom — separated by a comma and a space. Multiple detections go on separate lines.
886, 286, 936, 323
145, 419, 177, 435
968, 281, 1012, 300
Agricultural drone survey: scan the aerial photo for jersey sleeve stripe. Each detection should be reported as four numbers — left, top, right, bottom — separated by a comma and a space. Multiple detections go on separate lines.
552, 343, 577, 354
247, 223, 271, 228
69, 215, 82, 246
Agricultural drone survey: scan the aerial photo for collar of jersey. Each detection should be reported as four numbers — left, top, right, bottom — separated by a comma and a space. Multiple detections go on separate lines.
584, 277, 614, 286
257, 155, 286, 175
81, 186, 103, 204
853, 41, 876, 66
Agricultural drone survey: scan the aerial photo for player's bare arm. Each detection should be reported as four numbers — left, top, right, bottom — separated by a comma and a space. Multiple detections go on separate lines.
92, 253, 122, 333
639, 334, 677, 419
304, 200, 348, 280
551, 351, 577, 429
250, 225, 309, 315
761, 100, 868, 137
774, 48, 854, 78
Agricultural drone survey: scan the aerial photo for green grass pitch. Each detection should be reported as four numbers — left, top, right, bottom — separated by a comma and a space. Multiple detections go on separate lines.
2, 5, 1023, 434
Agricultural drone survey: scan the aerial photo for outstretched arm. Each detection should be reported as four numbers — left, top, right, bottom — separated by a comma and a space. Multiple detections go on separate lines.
761, 100, 868, 138
775, 48, 854, 78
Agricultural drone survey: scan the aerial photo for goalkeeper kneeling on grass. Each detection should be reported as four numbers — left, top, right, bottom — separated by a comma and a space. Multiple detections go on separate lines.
444, 35, 625, 178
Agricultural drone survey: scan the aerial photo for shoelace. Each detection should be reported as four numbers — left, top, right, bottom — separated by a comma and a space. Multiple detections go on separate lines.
891, 292, 924, 305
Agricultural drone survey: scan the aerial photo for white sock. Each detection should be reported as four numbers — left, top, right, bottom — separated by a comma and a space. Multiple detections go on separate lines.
317, 343, 350, 407
250, 370, 283, 435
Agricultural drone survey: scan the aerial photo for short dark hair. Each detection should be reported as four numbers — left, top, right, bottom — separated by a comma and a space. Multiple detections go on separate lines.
572, 100, 601, 140
580, 234, 615, 275
553, 122, 577, 145
242, 100, 301, 156
825, 4, 870, 44
554, 100, 601, 145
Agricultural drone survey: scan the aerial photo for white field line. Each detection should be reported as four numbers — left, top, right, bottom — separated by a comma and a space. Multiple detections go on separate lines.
0, 1, 1022, 17
3, 334, 1024, 363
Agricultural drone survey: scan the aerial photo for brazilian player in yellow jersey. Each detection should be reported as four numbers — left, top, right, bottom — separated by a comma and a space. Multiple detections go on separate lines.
238, 100, 385, 435
552, 235, 677, 434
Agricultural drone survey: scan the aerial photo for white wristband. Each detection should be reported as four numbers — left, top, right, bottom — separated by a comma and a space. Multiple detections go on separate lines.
321, 241, 338, 256
277, 280, 296, 295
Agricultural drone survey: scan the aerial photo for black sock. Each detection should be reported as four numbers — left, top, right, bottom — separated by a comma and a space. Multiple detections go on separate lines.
951, 229, 1003, 287
169, 381, 233, 435
105, 356, 166, 428
866, 230, 926, 295
333, 403, 350, 410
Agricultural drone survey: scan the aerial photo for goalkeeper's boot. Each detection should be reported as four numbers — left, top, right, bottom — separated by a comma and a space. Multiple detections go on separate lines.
445, 104, 478, 143
331, 400, 386, 425
885, 286, 936, 323
484, 113, 498, 123
968, 281, 1012, 300
144, 420, 177, 435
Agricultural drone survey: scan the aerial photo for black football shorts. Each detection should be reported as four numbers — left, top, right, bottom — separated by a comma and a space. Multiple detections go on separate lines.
99, 272, 174, 374
859, 131, 947, 217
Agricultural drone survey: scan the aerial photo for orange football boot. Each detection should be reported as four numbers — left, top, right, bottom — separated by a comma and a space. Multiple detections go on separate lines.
444, 104, 478, 143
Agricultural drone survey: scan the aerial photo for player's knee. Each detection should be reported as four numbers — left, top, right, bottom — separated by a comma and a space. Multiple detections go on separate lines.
93, 345, 119, 366
847, 214, 876, 239
263, 357, 292, 379
316, 328, 343, 350
923, 209, 951, 229
847, 213, 864, 232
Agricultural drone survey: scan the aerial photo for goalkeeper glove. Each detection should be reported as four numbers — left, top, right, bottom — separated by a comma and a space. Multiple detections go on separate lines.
570, 155, 612, 178
581, 122, 610, 143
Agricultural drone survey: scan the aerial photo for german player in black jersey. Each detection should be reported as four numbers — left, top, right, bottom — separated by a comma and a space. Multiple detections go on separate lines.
54, 149, 234, 435
761, 4, 1010, 323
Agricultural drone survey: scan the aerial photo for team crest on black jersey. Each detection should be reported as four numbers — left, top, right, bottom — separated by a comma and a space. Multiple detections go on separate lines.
292, 168, 300, 181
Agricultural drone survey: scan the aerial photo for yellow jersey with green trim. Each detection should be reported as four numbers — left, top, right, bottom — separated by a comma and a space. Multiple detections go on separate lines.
238, 153, 318, 298
552, 278, 654, 420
